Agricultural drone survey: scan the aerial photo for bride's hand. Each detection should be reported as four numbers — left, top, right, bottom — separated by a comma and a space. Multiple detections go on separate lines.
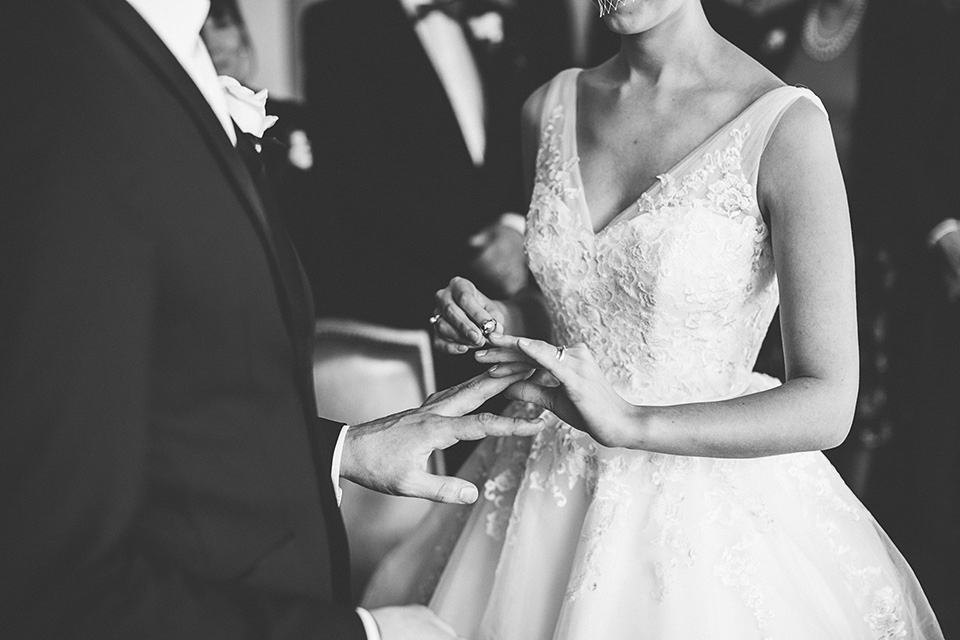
478, 335, 638, 448
431, 276, 509, 355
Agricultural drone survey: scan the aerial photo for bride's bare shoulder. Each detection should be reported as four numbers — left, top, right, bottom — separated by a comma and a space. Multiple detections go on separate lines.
715, 37, 786, 103
522, 82, 551, 128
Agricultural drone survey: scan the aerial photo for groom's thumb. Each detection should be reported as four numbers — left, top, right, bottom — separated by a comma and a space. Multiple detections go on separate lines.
405, 471, 479, 504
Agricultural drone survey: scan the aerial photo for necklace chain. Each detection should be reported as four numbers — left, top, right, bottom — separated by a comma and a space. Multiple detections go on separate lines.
801, 0, 868, 62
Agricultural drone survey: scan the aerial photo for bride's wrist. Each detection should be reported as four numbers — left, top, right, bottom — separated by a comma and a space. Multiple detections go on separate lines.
610, 403, 660, 451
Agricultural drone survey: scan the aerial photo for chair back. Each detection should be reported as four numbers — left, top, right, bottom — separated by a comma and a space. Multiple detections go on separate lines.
312, 317, 441, 596
313, 318, 436, 424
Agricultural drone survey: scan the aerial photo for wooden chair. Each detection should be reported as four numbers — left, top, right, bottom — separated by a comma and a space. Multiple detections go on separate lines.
312, 318, 442, 597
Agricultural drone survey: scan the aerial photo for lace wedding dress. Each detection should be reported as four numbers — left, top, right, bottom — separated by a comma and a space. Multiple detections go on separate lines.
362, 69, 944, 639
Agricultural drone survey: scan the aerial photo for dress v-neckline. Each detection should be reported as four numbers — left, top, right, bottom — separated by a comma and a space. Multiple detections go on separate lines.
570, 69, 790, 236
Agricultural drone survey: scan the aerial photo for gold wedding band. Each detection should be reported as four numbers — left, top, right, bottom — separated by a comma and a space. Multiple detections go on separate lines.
481, 318, 498, 336
429, 314, 442, 326
555, 345, 567, 361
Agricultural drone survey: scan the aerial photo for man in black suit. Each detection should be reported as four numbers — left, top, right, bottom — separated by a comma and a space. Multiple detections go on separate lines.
0, 1, 541, 638
301, 0, 528, 330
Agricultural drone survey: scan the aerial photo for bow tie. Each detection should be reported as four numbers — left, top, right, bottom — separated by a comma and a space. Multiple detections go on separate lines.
411, 0, 503, 21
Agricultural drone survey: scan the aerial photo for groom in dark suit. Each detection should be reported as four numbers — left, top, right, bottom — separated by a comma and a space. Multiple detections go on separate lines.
0, 1, 541, 638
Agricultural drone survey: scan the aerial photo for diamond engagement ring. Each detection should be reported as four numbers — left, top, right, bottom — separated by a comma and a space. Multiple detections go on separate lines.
481, 319, 498, 336
429, 314, 442, 326
555, 345, 567, 361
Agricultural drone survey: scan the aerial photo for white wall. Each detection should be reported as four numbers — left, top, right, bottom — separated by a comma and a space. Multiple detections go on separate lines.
237, 0, 296, 99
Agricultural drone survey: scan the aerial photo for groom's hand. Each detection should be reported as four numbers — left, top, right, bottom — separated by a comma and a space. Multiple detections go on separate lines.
340, 362, 542, 504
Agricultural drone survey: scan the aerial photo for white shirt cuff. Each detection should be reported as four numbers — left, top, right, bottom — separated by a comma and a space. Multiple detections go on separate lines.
331, 425, 349, 507
356, 607, 382, 640
498, 212, 526, 236
928, 218, 960, 247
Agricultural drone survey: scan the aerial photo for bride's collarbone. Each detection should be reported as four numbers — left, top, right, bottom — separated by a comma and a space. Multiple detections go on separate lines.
576, 82, 780, 229
576, 111, 707, 227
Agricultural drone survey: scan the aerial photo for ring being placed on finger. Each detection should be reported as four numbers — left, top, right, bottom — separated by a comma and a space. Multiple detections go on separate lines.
481, 318, 498, 336
429, 313, 442, 326
555, 345, 567, 361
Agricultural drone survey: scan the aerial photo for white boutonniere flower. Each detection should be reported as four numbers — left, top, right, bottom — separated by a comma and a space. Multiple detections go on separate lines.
219, 75, 279, 141
466, 11, 505, 49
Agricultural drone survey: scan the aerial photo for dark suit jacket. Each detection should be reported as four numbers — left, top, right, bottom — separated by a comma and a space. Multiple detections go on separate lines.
300, 0, 525, 329
0, 1, 363, 637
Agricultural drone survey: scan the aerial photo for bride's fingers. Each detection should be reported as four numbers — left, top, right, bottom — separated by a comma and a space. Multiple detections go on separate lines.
474, 347, 535, 366
483, 361, 536, 379
433, 317, 474, 351
486, 333, 525, 350
448, 277, 502, 337
513, 338, 587, 387
436, 281, 486, 347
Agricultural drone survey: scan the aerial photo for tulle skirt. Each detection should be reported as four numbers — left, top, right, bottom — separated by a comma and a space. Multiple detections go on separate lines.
363, 376, 944, 639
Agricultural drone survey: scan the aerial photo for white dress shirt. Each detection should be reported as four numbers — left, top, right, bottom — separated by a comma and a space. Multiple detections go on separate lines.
122, 2, 378, 637
400, 0, 487, 166
126, 0, 236, 145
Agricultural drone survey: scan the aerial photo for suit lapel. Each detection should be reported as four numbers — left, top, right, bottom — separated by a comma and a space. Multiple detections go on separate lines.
85, 0, 312, 366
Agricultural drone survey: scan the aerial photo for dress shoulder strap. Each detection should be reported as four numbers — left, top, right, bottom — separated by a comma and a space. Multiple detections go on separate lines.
735, 85, 830, 186
753, 86, 828, 155
537, 68, 581, 133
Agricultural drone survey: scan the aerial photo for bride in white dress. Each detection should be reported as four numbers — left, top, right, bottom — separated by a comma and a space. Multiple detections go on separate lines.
363, 0, 945, 637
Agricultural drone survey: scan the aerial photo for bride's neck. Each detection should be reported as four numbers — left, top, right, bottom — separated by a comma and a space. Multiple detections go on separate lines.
614, 3, 718, 90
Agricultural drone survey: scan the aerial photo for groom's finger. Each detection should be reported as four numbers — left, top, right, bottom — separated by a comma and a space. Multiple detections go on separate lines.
430, 368, 537, 416
402, 471, 480, 504
436, 413, 545, 444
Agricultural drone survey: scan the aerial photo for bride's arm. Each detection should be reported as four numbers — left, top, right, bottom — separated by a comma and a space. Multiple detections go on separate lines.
432, 85, 554, 352
489, 98, 859, 458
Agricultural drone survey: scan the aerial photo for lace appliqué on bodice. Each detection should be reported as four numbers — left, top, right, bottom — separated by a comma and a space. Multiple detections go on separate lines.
525, 105, 778, 406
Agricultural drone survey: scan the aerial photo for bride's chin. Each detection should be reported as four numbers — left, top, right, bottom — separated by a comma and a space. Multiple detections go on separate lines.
600, 2, 655, 34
